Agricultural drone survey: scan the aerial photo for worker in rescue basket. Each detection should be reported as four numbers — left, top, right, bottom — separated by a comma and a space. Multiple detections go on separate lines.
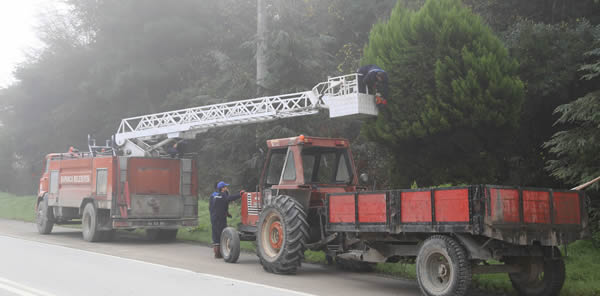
209, 181, 245, 258
357, 64, 389, 106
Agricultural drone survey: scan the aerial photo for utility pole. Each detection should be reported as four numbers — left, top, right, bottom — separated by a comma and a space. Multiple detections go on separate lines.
256, 0, 267, 96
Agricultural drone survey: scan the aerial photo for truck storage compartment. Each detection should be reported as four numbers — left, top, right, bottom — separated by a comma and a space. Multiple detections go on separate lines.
126, 158, 184, 218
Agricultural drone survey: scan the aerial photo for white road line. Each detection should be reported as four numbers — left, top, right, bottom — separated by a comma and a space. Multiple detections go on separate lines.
0, 277, 57, 296
0, 235, 317, 296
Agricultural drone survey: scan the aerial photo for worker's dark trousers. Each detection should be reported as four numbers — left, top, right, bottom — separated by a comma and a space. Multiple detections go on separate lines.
211, 218, 227, 245
357, 79, 372, 95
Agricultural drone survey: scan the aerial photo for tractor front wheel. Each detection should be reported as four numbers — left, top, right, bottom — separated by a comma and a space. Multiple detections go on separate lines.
221, 227, 241, 263
257, 195, 309, 274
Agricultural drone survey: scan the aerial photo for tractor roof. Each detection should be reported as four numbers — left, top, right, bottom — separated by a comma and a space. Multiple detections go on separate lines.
267, 135, 350, 149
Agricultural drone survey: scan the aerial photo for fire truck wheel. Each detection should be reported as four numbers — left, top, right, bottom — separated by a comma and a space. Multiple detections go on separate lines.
36, 195, 54, 235
335, 256, 376, 272
257, 195, 309, 274
416, 235, 472, 296
508, 249, 565, 296
221, 227, 241, 263
82, 203, 103, 242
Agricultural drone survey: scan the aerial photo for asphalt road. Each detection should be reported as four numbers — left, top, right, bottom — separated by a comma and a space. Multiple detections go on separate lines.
0, 219, 420, 296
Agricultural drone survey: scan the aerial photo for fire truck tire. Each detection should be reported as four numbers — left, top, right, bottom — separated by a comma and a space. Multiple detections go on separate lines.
257, 195, 309, 275
36, 195, 54, 234
416, 235, 472, 296
82, 203, 103, 242
335, 257, 376, 272
221, 227, 241, 263
508, 250, 565, 296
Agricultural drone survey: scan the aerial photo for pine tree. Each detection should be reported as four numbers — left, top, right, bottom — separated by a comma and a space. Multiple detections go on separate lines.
361, 0, 525, 186
544, 43, 600, 189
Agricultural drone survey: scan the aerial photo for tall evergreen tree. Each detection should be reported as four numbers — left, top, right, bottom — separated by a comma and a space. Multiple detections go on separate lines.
544, 42, 600, 189
361, 0, 525, 186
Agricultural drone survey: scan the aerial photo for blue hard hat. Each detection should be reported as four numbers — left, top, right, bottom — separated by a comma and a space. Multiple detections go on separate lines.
217, 181, 229, 189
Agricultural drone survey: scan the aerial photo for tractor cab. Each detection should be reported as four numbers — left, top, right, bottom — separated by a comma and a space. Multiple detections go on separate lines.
240, 135, 359, 229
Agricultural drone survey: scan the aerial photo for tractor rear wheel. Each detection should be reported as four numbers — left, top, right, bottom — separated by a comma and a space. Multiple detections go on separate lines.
416, 235, 472, 296
36, 195, 54, 234
508, 250, 565, 296
257, 195, 309, 274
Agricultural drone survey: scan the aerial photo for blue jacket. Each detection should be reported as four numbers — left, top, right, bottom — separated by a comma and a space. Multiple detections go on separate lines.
209, 190, 241, 222
357, 64, 389, 100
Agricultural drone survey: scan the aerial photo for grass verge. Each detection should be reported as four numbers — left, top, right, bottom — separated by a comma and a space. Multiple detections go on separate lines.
1, 192, 599, 295
0, 192, 36, 222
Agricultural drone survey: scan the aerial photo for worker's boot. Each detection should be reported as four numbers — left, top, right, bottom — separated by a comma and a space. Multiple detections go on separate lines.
213, 245, 222, 259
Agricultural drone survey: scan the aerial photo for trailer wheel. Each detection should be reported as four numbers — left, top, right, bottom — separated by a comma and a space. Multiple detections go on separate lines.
82, 203, 103, 242
257, 195, 309, 274
508, 251, 565, 296
335, 257, 376, 272
416, 235, 471, 296
36, 195, 54, 234
221, 227, 241, 263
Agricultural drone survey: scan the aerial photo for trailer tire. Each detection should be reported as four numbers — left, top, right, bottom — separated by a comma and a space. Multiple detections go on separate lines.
335, 257, 376, 272
257, 195, 309, 275
221, 227, 241, 263
508, 250, 565, 296
82, 203, 103, 242
36, 195, 54, 234
416, 235, 471, 296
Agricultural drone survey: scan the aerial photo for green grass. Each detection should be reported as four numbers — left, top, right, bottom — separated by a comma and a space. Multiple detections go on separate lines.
0, 192, 36, 222
471, 240, 600, 296
2, 192, 600, 295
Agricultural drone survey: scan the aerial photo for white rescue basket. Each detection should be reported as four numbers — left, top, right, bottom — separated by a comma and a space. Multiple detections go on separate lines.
322, 93, 379, 118
315, 74, 379, 118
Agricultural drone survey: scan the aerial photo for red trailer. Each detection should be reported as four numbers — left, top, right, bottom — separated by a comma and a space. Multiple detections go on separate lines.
36, 151, 198, 242
219, 135, 587, 296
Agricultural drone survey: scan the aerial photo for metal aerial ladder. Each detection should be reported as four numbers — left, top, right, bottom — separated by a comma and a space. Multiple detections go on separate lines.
113, 74, 378, 157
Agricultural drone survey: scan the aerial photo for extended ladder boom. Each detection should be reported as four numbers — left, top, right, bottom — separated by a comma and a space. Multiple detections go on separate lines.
114, 74, 377, 156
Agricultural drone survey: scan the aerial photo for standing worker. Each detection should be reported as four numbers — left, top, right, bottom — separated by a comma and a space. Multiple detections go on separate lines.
357, 64, 389, 105
209, 181, 245, 258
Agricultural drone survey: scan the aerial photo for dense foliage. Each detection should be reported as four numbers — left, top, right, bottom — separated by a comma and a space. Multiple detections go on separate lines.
545, 43, 600, 189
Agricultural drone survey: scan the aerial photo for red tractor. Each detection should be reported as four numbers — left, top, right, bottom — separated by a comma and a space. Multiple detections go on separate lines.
221, 135, 587, 296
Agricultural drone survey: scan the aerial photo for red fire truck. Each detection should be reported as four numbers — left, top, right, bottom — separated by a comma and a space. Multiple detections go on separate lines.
36, 149, 198, 242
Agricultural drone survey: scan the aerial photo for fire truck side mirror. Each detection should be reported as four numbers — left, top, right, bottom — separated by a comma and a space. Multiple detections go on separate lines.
359, 173, 369, 184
